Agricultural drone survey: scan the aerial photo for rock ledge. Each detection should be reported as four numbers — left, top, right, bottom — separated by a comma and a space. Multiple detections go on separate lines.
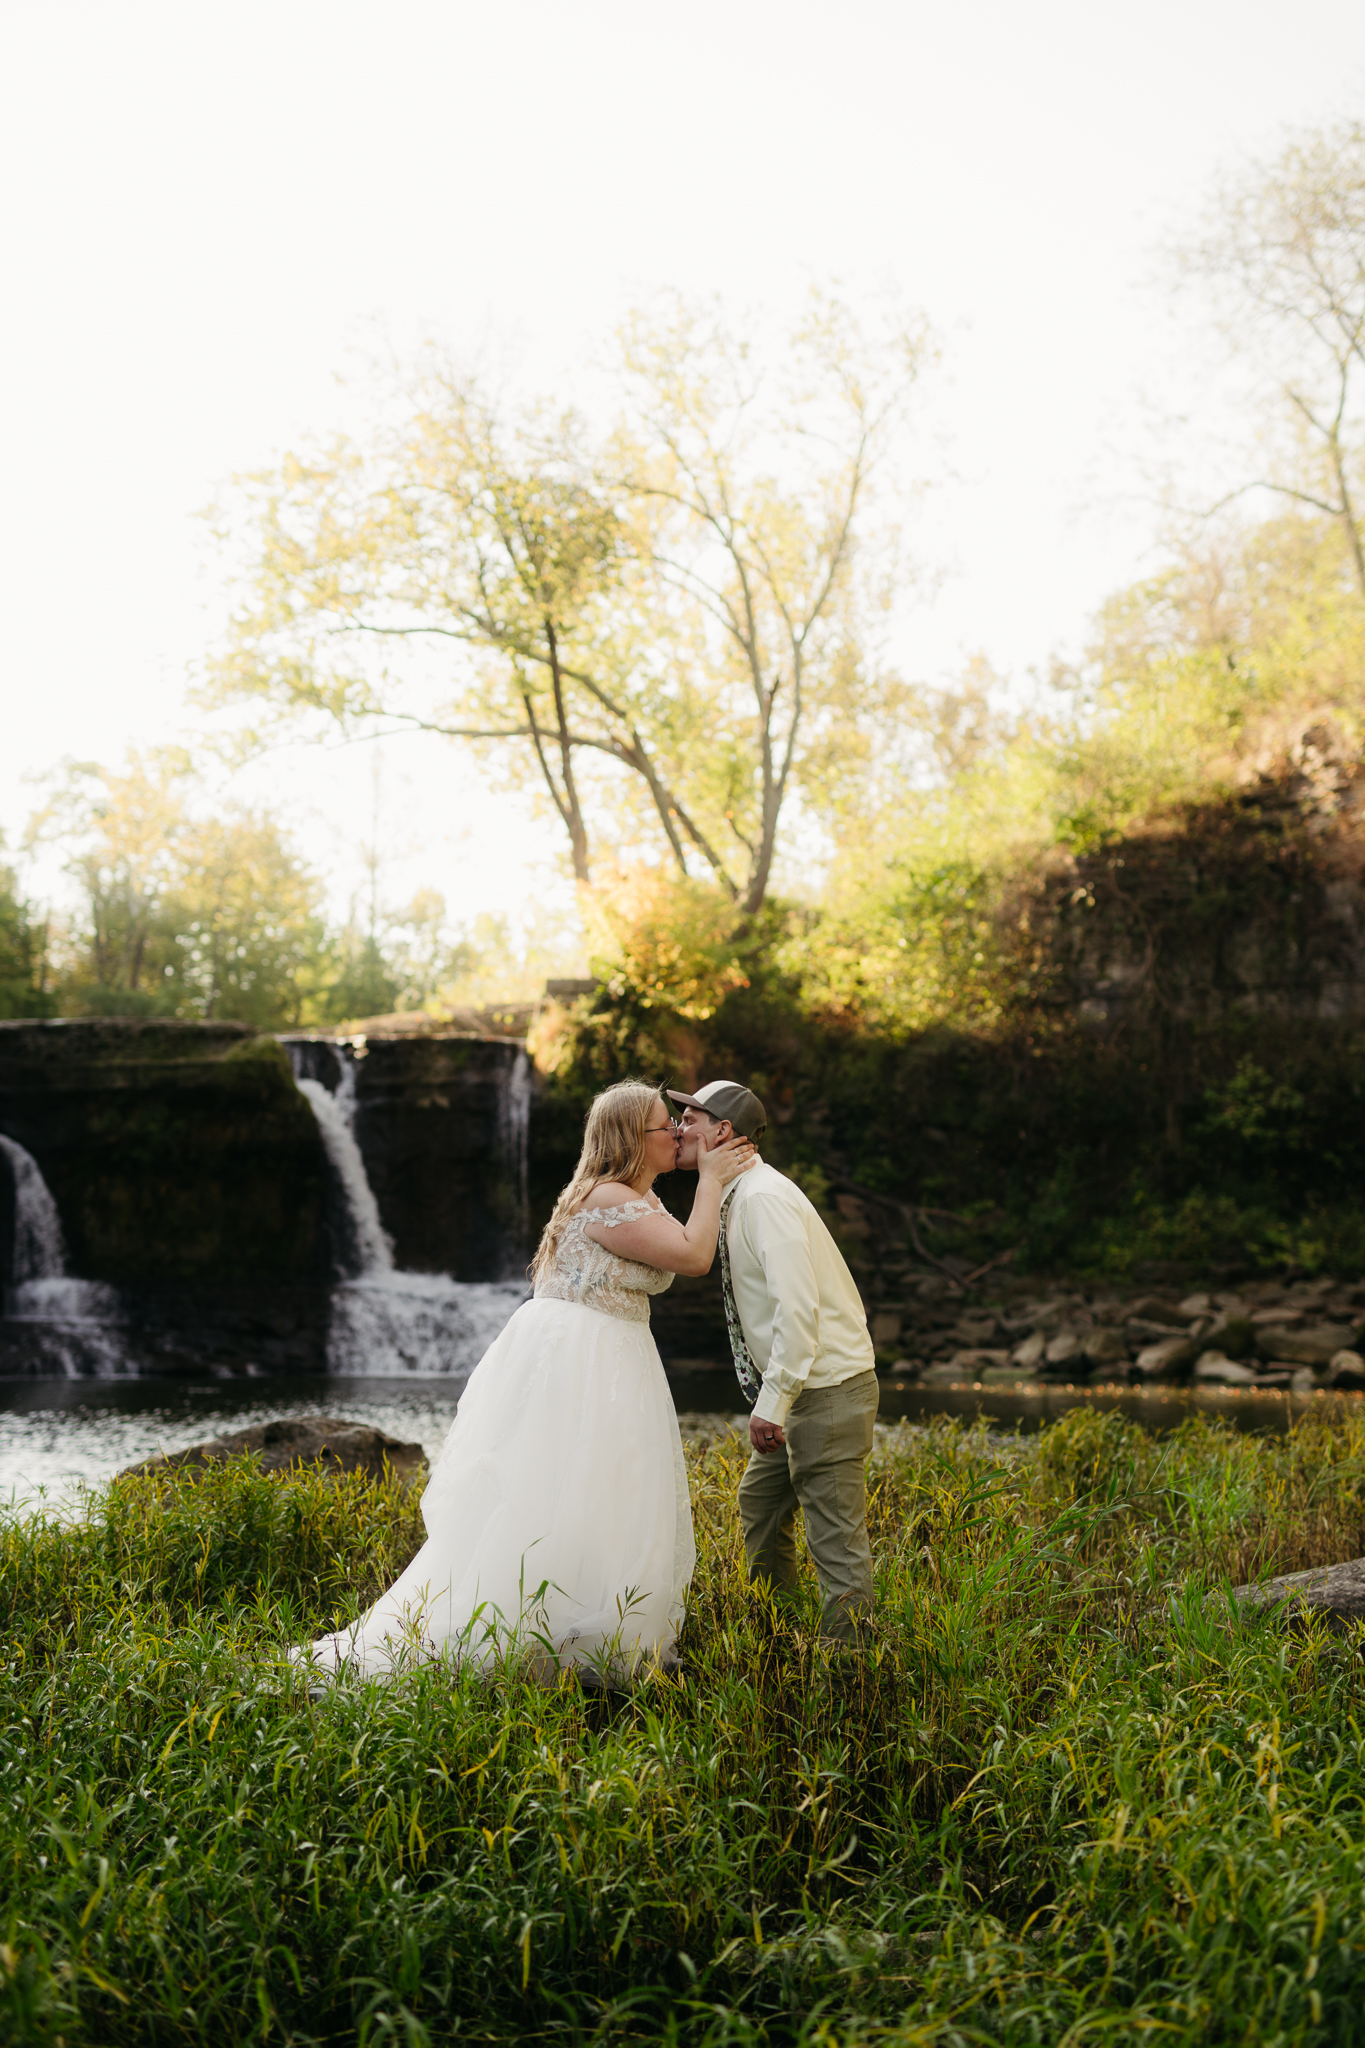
121, 1415, 425, 1484
1232, 1555, 1365, 1629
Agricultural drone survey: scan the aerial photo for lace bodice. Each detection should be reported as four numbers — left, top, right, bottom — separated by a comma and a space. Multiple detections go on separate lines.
534, 1196, 675, 1324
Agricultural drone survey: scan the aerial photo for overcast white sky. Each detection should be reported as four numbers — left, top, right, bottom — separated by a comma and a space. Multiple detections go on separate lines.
3, 1, 1365, 942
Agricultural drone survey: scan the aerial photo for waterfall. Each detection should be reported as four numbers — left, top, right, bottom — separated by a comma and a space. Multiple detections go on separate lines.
288, 1043, 526, 1375
295, 1068, 394, 1277
0, 1133, 68, 1281
325, 1270, 529, 1378
1, 1133, 125, 1364
500, 1049, 532, 1262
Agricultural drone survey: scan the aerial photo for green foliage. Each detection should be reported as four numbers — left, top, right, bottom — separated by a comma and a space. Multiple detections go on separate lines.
4, 1417, 1365, 2042
786, 855, 1013, 1033
537, 866, 1365, 1278
525, 494, 1365, 1278
0, 844, 51, 1020
805, 508, 1365, 1039
316, 890, 518, 1026
203, 297, 927, 908
318, 928, 400, 1025
1059, 1184, 1365, 1284
1198, 1057, 1309, 1157
31, 753, 330, 1028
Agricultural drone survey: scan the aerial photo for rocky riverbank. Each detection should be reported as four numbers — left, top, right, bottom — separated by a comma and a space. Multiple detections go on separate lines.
876, 1270, 1365, 1393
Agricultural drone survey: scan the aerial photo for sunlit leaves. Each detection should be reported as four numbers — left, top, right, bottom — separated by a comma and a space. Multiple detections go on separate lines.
26, 752, 328, 1026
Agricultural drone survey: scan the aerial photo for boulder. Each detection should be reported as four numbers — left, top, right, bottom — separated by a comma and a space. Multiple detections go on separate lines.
1086, 1302, 1125, 1326
1011, 1331, 1046, 1369
1325, 1351, 1365, 1391
122, 1416, 426, 1484
1122, 1296, 1194, 1328
1131, 1335, 1199, 1382
951, 1315, 1003, 1345
1126, 1317, 1196, 1344
948, 1348, 1009, 1376
1254, 1323, 1358, 1367
1201, 1314, 1255, 1360
870, 1311, 903, 1347
1193, 1353, 1259, 1385
1016, 1299, 1069, 1336
1232, 1555, 1365, 1631
1038, 1330, 1088, 1381
1082, 1327, 1131, 1369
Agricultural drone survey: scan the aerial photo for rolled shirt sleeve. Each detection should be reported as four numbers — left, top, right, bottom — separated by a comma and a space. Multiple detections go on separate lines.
738, 1198, 821, 1427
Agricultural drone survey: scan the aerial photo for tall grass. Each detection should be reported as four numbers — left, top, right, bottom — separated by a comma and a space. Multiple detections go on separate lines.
3, 1407, 1365, 2045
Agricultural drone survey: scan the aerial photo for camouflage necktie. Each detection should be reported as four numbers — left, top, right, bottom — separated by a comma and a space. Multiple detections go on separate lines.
718, 1184, 764, 1408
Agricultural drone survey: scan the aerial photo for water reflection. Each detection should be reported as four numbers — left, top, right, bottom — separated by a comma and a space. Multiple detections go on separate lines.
669, 1370, 1362, 1439
1, 1370, 1360, 1511
0, 1375, 476, 1508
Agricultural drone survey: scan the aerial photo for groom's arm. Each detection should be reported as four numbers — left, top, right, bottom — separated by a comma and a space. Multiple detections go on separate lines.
742, 1194, 820, 1432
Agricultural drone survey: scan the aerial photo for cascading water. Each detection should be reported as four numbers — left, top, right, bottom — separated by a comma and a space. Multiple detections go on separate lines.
288, 1045, 527, 1375
295, 1063, 395, 1275
1, 1133, 67, 1283
499, 1049, 532, 1267
1, 1133, 126, 1372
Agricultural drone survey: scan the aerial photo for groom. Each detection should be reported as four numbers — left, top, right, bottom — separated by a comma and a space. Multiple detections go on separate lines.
669, 1080, 879, 1647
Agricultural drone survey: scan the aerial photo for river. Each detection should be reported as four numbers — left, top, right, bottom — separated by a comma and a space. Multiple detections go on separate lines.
1, 1368, 1346, 1510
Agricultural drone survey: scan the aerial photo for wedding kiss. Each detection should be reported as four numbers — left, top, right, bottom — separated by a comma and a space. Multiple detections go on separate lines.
293, 1077, 879, 1683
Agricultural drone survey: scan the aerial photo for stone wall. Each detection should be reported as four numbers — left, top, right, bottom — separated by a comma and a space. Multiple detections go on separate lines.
0, 1019, 562, 1375
0, 1019, 327, 1287
283, 1033, 531, 1281
1042, 738, 1365, 1029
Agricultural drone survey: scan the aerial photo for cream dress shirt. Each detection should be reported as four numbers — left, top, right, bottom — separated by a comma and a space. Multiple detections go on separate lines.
724, 1161, 875, 1426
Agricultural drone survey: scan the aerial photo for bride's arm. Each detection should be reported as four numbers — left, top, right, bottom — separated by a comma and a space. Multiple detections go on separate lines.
580, 1140, 755, 1275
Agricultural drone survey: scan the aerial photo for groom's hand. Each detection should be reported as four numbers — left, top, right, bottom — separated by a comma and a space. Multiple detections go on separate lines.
749, 1415, 786, 1455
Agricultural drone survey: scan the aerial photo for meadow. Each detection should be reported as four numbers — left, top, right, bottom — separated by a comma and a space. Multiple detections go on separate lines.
3, 1407, 1365, 2046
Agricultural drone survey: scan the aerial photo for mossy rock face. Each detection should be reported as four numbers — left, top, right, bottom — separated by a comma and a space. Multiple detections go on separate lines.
0, 1019, 327, 1285
286, 1031, 534, 1280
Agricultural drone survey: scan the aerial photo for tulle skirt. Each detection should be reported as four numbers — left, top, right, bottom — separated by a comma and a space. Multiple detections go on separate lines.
293, 1297, 696, 1679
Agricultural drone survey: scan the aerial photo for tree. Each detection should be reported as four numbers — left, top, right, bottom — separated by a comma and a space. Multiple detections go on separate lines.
615, 292, 929, 911
205, 383, 724, 886
319, 889, 478, 1023
1184, 118, 1365, 596
0, 837, 50, 1019
204, 293, 929, 909
31, 751, 191, 1009
169, 808, 327, 1024
30, 753, 327, 1025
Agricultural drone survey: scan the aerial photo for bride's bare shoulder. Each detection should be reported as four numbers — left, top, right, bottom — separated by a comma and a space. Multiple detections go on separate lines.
578, 1181, 644, 1213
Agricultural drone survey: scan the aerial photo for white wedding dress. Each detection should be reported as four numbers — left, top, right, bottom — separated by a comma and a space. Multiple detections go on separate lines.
293, 1195, 695, 1679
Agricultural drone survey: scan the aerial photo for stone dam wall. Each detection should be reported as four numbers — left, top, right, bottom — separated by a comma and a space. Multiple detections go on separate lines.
0, 1020, 548, 1375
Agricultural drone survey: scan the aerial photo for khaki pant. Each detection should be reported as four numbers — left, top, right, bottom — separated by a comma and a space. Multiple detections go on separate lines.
737, 1369, 879, 1646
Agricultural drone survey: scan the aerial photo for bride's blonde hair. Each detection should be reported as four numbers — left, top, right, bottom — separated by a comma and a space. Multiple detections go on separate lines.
530, 1079, 663, 1283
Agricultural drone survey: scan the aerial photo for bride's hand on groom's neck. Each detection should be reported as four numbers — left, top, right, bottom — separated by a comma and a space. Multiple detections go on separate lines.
697, 1134, 757, 1189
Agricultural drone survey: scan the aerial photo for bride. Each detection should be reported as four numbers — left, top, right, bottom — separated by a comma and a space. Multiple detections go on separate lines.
294, 1080, 754, 1681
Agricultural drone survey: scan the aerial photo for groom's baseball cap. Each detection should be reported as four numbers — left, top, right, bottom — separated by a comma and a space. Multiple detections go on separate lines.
665, 1078, 767, 1139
